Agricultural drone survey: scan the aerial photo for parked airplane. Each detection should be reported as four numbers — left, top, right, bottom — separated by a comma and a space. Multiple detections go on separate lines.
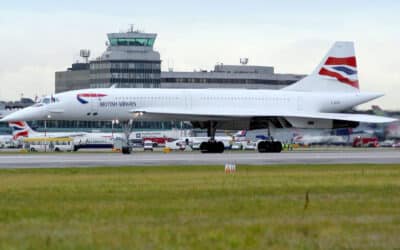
9, 121, 119, 150
0, 134, 14, 148
1, 42, 396, 153
293, 133, 348, 146
9, 121, 88, 140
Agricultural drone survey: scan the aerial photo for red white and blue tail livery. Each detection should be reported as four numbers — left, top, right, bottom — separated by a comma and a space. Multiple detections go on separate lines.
9, 121, 87, 139
9, 121, 33, 139
318, 56, 358, 89
285, 41, 360, 92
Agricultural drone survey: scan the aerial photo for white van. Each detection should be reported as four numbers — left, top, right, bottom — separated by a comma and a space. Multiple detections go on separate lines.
143, 140, 154, 151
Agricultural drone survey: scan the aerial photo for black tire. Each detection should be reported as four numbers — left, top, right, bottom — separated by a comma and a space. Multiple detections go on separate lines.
54, 148, 60, 152
122, 146, 132, 154
257, 141, 267, 153
272, 141, 282, 153
200, 142, 209, 153
30, 148, 36, 152
217, 141, 225, 153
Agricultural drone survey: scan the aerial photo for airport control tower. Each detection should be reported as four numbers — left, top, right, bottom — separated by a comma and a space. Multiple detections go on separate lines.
89, 27, 161, 88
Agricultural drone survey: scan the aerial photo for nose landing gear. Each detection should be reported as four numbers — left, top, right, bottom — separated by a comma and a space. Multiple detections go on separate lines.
121, 120, 133, 154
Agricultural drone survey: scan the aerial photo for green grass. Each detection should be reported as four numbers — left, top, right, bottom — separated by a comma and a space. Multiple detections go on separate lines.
1, 165, 400, 249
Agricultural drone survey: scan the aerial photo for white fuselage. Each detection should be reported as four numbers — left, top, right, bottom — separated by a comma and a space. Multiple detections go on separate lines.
13, 88, 380, 122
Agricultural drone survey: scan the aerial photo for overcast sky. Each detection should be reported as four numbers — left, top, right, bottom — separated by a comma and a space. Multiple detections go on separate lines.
0, 0, 399, 109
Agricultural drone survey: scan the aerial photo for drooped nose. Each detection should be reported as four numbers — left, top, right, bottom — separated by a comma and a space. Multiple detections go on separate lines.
0, 106, 48, 122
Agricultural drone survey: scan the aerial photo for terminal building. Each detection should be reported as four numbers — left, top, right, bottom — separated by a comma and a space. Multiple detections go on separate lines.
55, 29, 304, 93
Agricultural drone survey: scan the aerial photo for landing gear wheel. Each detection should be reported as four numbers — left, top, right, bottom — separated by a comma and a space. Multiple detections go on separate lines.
122, 146, 132, 154
272, 141, 282, 153
257, 141, 282, 153
257, 141, 267, 153
217, 141, 224, 153
200, 141, 225, 153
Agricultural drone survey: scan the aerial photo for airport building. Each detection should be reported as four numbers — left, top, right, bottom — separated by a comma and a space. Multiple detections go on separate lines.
48, 28, 305, 133
55, 29, 304, 93
4, 28, 306, 134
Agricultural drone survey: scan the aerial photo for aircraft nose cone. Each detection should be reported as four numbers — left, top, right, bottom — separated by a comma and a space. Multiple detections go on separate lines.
0, 107, 48, 122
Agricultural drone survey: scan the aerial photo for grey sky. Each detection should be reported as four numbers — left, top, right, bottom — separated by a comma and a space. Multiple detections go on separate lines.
0, 1, 399, 109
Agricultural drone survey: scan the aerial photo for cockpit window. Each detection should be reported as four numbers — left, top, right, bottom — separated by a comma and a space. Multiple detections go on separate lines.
40, 97, 60, 105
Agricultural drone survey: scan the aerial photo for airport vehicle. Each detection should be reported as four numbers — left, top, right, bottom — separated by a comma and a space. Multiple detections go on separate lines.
2, 42, 396, 154
244, 141, 257, 150
142, 137, 172, 147
231, 141, 244, 150
0, 135, 15, 148
143, 140, 154, 151
165, 139, 186, 150
73, 134, 116, 151
23, 137, 74, 152
380, 139, 396, 147
352, 137, 379, 147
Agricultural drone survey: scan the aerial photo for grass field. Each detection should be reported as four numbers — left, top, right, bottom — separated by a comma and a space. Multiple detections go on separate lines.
0, 165, 400, 249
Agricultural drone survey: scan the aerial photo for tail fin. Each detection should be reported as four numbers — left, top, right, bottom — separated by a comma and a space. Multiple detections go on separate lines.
284, 41, 359, 92
9, 121, 37, 140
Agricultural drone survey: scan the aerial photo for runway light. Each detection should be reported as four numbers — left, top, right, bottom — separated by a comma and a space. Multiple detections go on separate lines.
225, 163, 236, 174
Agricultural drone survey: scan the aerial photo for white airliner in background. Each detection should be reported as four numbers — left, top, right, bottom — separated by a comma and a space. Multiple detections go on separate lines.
1, 42, 396, 153
9, 121, 88, 140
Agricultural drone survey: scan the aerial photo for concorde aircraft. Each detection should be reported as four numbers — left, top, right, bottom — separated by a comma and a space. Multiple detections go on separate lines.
1, 42, 396, 153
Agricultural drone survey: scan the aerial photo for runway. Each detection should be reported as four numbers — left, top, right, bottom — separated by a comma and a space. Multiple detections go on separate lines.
0, 149, 400, 168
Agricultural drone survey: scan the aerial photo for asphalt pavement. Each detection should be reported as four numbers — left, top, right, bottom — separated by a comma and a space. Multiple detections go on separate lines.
0, 149, 399, 168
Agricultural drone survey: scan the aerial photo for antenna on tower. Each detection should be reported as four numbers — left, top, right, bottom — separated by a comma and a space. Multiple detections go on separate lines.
240, 58, 249, 65
80, 49, 91, 63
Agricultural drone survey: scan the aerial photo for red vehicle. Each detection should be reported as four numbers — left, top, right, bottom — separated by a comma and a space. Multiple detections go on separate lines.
142, 137, 173, 147
352, 137, 379, 147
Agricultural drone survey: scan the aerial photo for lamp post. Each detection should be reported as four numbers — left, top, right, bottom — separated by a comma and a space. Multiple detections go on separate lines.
45, 115, 51, 152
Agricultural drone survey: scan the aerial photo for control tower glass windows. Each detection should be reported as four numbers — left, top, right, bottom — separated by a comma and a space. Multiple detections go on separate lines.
109, 38, 155, 47
90, 60, 161, 88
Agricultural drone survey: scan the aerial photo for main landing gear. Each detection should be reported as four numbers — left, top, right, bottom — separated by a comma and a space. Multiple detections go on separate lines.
200, 121, 225, 153
256, 121, 282, 153
257, 140, 282, 153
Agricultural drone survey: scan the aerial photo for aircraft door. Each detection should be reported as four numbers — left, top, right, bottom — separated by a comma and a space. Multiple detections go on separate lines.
297, 96, 303, 111
90, 92, 102, 117
184, 91, 192, 110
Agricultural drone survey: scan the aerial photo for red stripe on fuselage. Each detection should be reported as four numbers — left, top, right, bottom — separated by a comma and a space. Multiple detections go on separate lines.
319, 68, 359, 89
325, 57, 357, 67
